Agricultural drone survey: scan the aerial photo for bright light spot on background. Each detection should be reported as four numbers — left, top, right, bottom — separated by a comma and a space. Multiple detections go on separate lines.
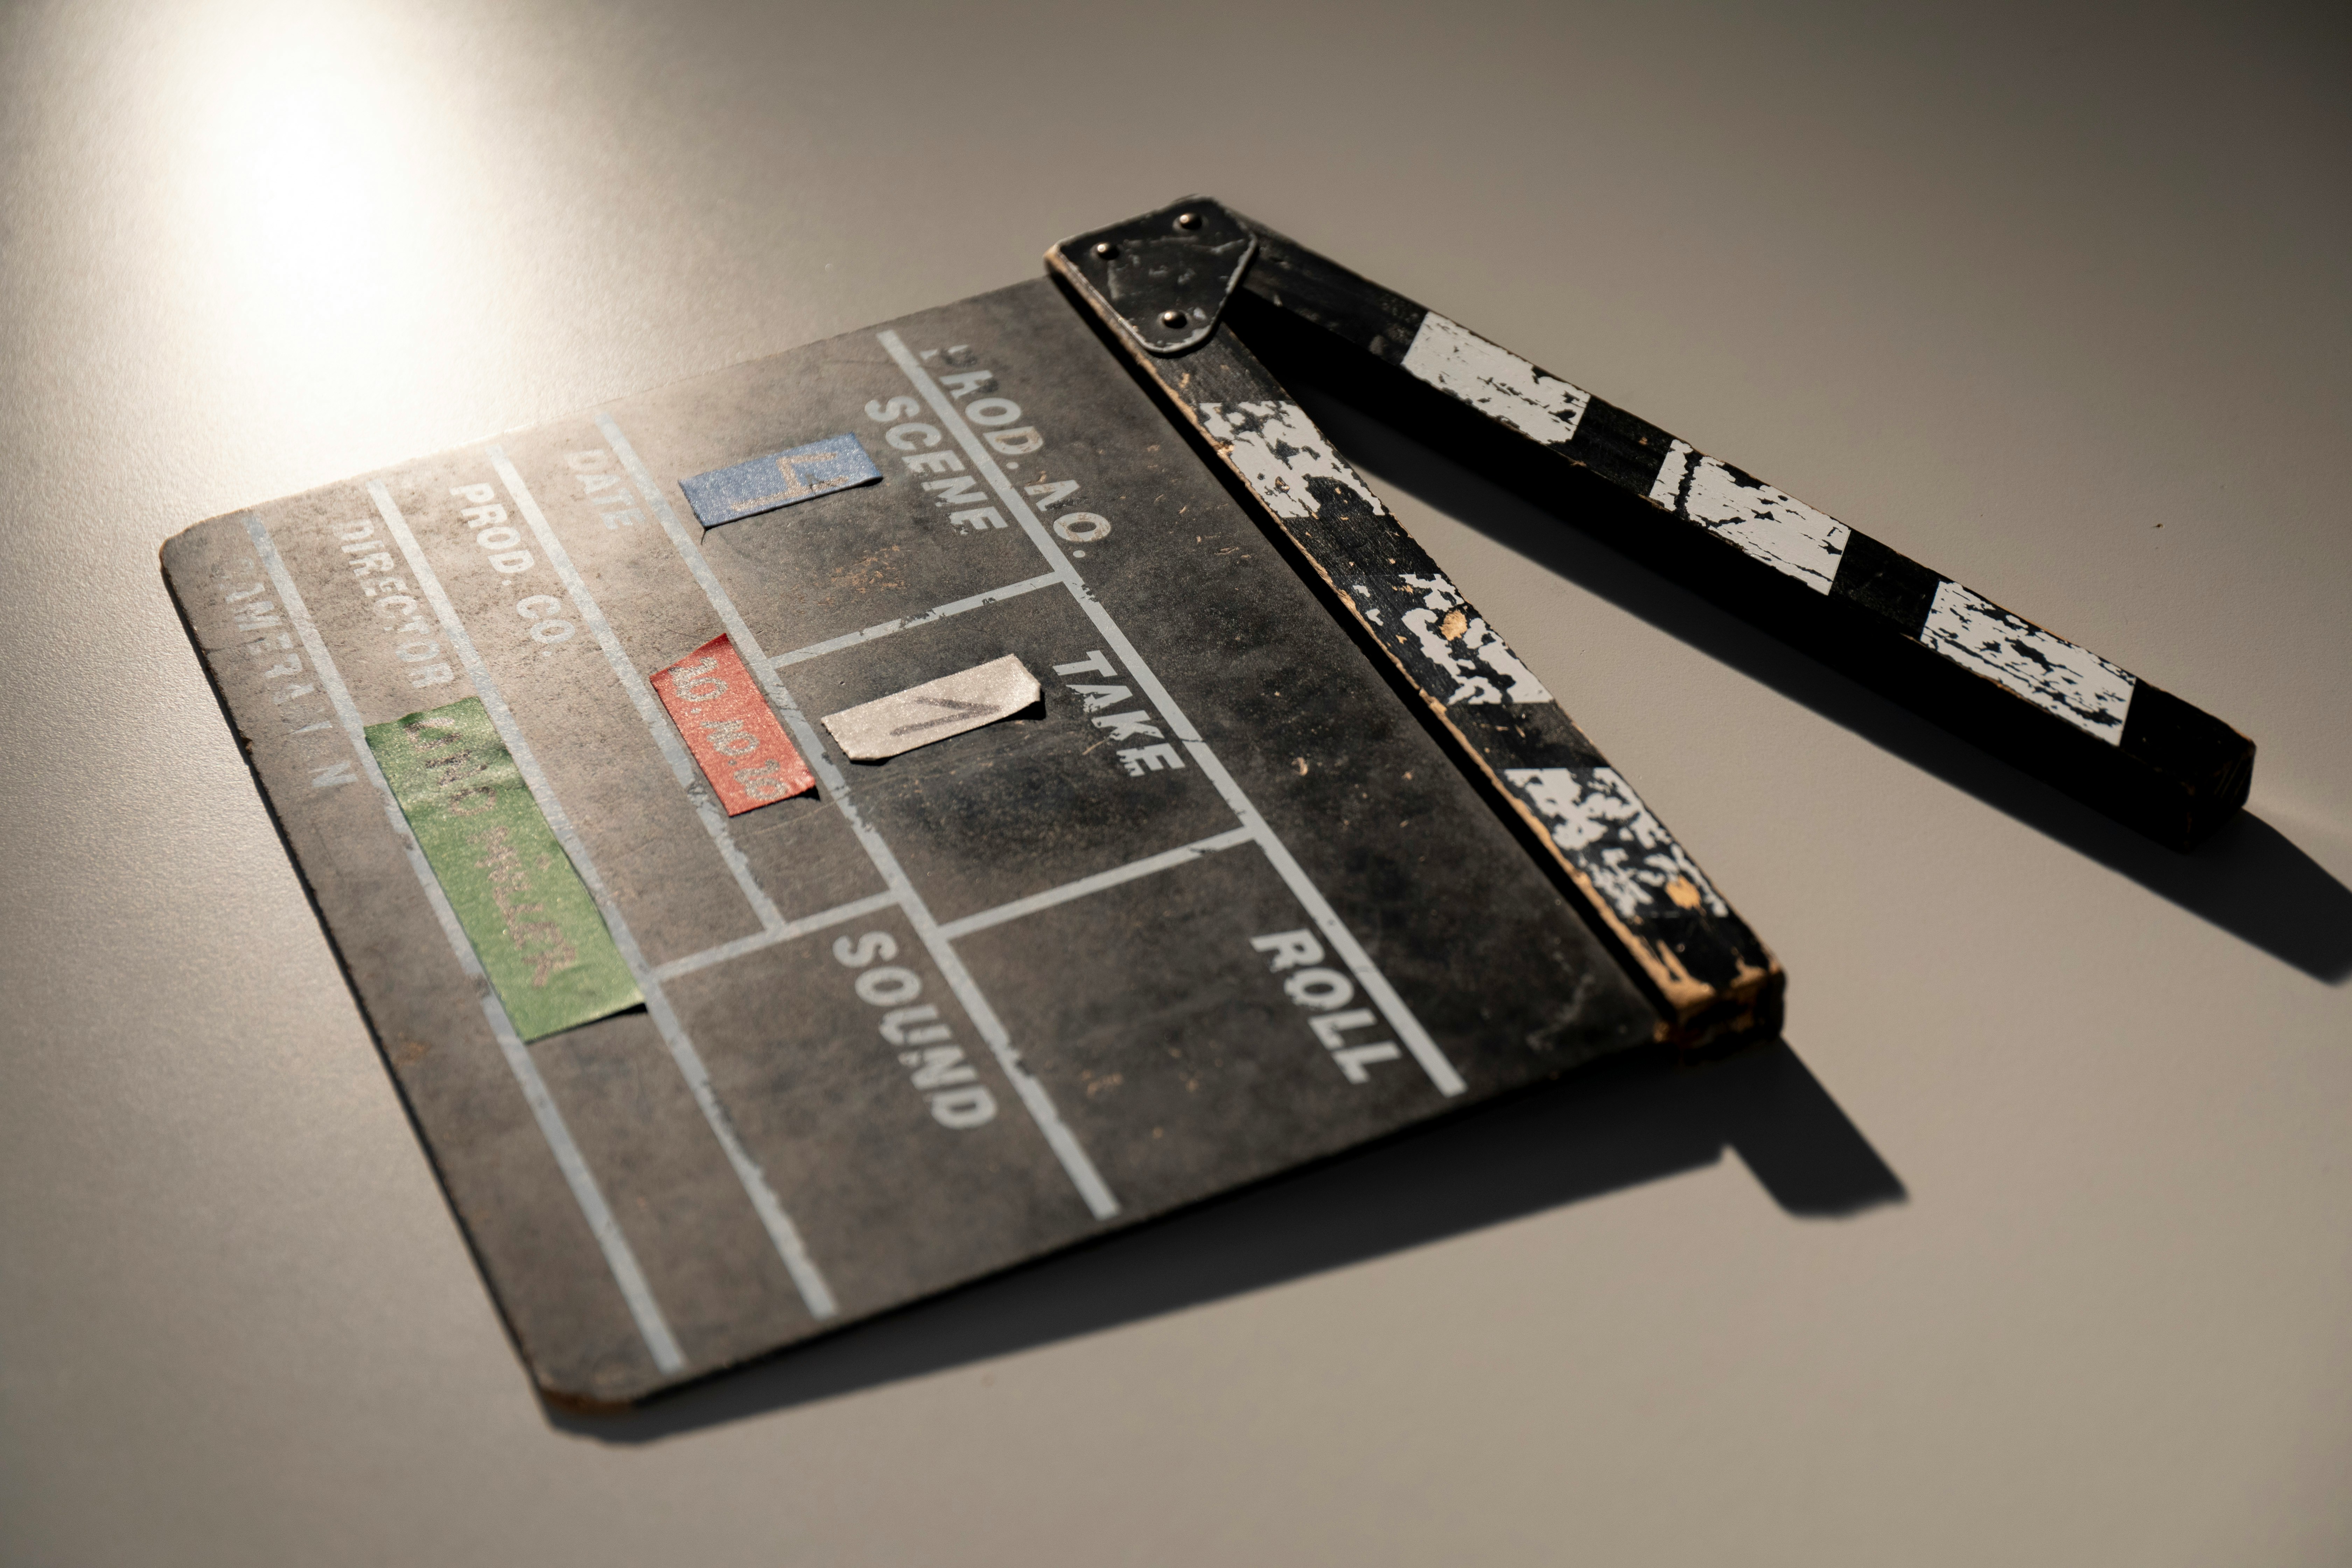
155, 0, 499, 438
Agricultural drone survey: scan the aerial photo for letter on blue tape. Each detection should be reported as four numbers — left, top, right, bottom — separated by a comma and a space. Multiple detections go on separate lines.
679, 434, 881, 527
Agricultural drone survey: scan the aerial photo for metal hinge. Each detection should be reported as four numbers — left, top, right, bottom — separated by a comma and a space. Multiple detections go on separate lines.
1049, 196, 1256, 355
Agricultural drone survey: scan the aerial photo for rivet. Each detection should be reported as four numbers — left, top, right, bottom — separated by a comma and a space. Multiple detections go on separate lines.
1175, 212, 1201, 231
1093, 241, 1118, 259
1160, 309, 1188, 328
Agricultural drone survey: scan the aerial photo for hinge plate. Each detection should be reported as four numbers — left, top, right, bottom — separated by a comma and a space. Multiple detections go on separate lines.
1049, 196, 1256, 355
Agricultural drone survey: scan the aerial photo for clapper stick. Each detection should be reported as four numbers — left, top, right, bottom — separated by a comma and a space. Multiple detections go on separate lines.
1049, 212, 1779, 1044
1050, 199, 2254, 852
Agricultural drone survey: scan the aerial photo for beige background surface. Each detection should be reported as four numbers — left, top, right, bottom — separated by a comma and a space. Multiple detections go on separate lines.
4, 1, 2347, 1563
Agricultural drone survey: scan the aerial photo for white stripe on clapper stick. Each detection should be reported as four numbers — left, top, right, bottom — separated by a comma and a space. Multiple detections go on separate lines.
242, 511, 688, 1374
368, 479, 840, 1322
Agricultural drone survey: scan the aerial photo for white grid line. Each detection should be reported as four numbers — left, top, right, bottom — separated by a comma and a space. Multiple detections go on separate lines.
770, 572, 1063, 668
655, 890, 903, 982
596, 413, 1121, 1220
877, 332, 1465, 1097
489, 447, 786, 938
242, 512, 687, 1373
370, 481, 840, 1321
938, 827, 1257, 940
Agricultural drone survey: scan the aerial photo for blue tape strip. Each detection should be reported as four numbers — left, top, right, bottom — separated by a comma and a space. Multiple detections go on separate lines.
679, 434, 881, 527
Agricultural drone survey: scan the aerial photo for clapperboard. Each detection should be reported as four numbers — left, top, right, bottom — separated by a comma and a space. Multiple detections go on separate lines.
162, 198, 2245, 1408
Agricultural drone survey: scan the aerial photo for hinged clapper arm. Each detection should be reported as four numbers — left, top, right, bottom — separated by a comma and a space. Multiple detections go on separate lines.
1051, 204, 1784, 1046
1060, 197, 2255, 852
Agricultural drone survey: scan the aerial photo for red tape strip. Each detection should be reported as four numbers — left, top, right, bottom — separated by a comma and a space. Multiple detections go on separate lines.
651, 634, 816, 813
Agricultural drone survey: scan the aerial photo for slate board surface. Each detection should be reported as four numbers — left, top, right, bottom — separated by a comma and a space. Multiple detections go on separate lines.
162, 279, 1676, 1407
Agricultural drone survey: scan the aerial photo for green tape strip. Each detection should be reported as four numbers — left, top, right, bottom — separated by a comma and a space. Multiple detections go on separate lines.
366, 697, 642, 1042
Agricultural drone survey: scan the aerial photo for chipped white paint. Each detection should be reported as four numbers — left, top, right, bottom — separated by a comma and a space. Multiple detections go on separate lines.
1198, 401, 1387, 521
1401, 311, 1591, 447
822, 654, 1041, 761
1505, 766, 1730, 920
1398, 573, 1552, 705
1921, 583, 2135, 743
1648, 438, 1849, 594
1646, 439, 1693, 508
1679, 458, 1849, 592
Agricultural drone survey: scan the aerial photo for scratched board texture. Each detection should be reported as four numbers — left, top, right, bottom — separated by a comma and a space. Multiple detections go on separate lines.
160, 279, 1667, 1408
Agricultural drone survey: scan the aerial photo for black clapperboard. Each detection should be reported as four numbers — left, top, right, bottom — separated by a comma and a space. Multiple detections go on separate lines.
162, 199, 2247, 1407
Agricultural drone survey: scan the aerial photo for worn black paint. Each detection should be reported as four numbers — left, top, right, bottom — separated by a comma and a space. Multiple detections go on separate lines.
1832, 532, 1943, 635
161, 279, 1701, 1407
